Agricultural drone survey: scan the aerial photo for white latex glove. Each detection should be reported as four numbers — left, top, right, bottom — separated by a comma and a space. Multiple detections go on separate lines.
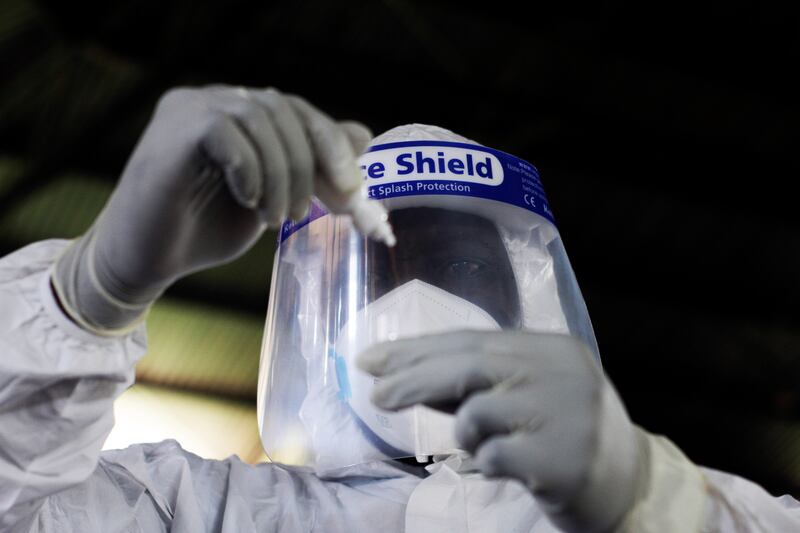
357, 331, 646, 533
53, 86, 394, 333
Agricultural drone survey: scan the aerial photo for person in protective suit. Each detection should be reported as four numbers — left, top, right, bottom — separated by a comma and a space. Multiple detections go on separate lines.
1, 85, 798, 533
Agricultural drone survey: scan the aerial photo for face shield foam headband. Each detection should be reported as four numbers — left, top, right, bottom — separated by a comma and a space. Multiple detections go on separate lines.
256, 124, 599, 473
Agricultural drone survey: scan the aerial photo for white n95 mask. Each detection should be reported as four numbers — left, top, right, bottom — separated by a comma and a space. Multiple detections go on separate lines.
333, 279, 501, 458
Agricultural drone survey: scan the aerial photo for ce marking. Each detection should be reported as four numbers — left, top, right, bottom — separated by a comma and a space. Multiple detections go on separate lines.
523, 194, 536, 207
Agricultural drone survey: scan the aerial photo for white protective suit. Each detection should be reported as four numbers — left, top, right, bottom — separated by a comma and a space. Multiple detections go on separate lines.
1, 240, 800, 532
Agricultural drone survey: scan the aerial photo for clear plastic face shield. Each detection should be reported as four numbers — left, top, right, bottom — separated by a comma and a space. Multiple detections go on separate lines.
257, 125, 598, 473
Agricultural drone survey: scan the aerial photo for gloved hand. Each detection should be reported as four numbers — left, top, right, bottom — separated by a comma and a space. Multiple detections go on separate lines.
53, 86, 394, 334
357, 331, 646, 533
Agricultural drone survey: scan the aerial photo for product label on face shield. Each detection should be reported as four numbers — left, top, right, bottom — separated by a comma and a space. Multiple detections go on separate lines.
366, 141, 554, 217
362, 140, 553, 220
279, 141, 554, 243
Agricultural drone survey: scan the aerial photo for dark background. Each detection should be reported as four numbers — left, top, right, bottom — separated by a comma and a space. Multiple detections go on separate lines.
2, 0, 799, 496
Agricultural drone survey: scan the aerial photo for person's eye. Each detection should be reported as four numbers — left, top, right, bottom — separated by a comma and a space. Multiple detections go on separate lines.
443, 259, 488, 278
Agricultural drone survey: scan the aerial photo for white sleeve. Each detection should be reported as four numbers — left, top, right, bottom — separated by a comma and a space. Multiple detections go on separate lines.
615, 428, 800, 532
0, 240, 147, 532
700, 467, 800, 532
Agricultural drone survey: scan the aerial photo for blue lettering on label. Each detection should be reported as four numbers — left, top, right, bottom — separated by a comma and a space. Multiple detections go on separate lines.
359, 162, 386, 179
379, 151, 494, 179
396, 153, 414, 175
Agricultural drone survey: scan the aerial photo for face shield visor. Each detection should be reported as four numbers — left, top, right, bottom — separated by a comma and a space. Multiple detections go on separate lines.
257, 124, 598, 473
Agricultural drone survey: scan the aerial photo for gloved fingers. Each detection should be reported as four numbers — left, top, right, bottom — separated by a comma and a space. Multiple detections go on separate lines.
368, 347, 523, 413
311, 176, 396, 245
339, 120, 373, 156
312, 176, 352, 214
287, 95, 362, 194
347, 198, 395, 246
473, 432, 537, 484
207, 88, 291, 226
357, 329, 498, 377
338, 119, 383, 233
455, 388, 543, 452
252, 88, 315, 221
281, 95, 398, 244
475, 431, 586, 504
365, 330, 599, 379
372, 353, 484, 411
200, 112, 262, 210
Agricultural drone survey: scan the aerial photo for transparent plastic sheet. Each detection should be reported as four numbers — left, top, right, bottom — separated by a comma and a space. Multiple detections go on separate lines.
257, 196, 598, 473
